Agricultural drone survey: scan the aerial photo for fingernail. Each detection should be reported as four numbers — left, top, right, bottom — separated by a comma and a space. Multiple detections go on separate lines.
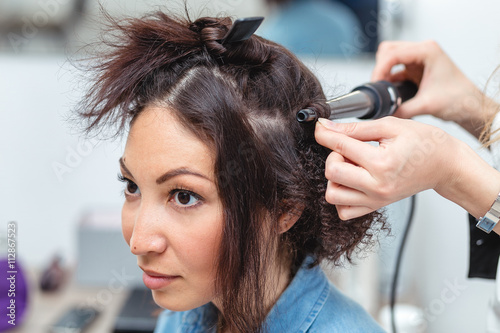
317, 118, 340, 131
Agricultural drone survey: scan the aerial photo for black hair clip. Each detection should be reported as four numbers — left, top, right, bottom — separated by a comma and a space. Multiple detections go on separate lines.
220, 17, 264, 45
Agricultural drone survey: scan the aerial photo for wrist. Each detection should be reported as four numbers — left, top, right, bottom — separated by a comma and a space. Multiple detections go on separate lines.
477, 193, 500, 233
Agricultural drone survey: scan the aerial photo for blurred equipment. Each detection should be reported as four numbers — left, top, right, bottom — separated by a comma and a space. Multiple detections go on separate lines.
114, 288, 161, 333
50, 306, 99, 333
40, 254, 66, 291
0, 0, 87, 52
379, 304, 426, 333
76, 208, 143, 287
259, 0, 378, 57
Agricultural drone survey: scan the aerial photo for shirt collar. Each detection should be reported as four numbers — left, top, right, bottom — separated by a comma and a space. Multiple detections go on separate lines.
180, 302, 218, 333
264, 255, 329, 332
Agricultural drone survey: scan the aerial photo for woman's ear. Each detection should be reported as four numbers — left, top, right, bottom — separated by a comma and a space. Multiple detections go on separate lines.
278, 204, 304, 234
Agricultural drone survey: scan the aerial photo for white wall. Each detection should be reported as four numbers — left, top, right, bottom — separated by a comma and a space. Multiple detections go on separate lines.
0, 55, 124, 266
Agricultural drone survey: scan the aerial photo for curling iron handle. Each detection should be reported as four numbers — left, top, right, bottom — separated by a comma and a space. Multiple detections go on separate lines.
394, 80, 418, 105
355, 80, 418, 120
296, 80, 418, 123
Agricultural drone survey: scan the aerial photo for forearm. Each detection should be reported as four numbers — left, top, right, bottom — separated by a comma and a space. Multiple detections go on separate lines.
435, 138, 500, 231
453, 87, 499, 139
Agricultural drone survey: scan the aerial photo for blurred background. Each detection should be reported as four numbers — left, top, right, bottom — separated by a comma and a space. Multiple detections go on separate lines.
1, 0, 500, 332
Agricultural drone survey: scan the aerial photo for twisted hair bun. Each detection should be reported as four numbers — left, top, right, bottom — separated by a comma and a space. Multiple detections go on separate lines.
188, 17, 231, 56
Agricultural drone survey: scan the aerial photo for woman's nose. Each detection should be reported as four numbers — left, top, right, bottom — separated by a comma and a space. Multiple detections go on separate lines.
126, 203, 168, 256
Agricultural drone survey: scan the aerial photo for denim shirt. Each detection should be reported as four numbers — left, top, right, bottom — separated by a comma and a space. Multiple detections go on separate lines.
154, 257, 385, 332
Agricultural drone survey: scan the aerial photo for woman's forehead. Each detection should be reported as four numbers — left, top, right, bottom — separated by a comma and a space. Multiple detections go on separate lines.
124, 107, 216, 181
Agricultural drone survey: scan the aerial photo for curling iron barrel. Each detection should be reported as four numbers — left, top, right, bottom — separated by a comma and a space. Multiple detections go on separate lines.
296, 80, 418, 123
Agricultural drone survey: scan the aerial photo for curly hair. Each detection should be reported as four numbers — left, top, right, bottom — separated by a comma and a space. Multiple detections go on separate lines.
77, 11, 385, 333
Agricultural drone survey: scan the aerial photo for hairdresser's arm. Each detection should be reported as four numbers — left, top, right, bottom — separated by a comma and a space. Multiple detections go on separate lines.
314, 117, 500, 234
372, 40, 498, 138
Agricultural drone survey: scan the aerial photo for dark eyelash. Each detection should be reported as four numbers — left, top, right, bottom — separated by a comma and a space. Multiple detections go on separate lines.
117, 176, 202, 204
117, 173, 137, 186
169, 188, 203, 201
117, 174, 139, 196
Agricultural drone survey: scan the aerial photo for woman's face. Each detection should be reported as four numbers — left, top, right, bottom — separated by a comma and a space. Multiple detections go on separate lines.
119, 106, 223, 311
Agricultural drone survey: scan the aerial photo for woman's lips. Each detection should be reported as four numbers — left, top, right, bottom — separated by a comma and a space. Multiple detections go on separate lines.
141, 270, 180, 290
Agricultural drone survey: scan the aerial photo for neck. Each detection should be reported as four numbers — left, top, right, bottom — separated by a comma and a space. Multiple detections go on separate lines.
212, 256, 292, 332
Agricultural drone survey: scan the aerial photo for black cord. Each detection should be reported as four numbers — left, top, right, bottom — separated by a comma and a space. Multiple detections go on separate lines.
390, 195, 417, 333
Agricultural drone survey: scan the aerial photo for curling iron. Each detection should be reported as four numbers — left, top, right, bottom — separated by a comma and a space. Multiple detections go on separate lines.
296, 80, 418, 123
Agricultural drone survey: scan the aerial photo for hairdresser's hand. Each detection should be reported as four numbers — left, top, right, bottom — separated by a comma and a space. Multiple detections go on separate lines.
314, 117, 500, 221
372, 40, 497, 138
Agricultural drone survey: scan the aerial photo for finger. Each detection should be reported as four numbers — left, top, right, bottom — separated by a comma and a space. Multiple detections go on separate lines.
315, 123, 379, 167
316, 117, 399, 142
336, 205, 378, 220
388, 71, 410, 83
326, 150, 345, 163
325, 181, 370, 206
371, 42, 427, 81
324, 157, 374, 193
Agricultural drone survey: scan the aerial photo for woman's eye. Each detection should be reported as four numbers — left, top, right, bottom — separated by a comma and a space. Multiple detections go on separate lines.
172, 190, 200, 207
118, 174, 141, 197
125, 180, 140, 195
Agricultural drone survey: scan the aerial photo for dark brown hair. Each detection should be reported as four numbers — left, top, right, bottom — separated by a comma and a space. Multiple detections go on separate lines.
78, 10, 385, 333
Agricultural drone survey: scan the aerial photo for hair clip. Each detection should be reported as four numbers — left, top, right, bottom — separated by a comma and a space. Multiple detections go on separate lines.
220, 17, 264, 45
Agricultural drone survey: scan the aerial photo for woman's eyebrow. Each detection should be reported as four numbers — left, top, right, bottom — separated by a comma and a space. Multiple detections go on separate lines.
120, 157, 210, 184
119, 157, 133, 177
155, 168, 210, 185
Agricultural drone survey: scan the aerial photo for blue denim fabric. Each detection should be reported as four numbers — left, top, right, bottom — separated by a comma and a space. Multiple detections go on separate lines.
154, 257, 386, 332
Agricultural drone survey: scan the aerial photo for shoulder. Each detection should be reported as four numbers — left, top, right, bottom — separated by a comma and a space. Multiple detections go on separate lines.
268, 256, 385, 333
308, 281, 386, 333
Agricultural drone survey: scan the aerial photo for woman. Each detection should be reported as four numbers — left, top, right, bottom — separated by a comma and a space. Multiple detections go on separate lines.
78, 11, 385, 333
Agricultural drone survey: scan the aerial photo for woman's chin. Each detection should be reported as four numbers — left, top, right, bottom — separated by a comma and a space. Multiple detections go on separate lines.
151, 289, 210, 312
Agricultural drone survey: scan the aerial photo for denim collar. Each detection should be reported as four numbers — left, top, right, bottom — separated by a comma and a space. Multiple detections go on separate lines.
264, 256, 329, 332
179, 301, 218, 332
179, 256, 328, 332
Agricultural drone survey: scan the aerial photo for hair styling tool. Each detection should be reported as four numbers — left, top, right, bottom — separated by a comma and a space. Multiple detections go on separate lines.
296, 80, 418, 122
220, 17, 264, 45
